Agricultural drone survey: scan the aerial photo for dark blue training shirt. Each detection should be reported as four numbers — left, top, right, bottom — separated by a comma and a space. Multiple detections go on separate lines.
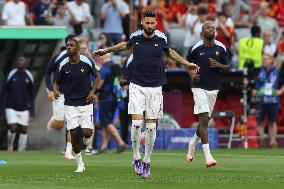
122, 54, 133, 81
0, 69, 35, 116
186, 40, 229, 91
55, 55, 97, 106
126, 30, 169, 87
99, 60, 118, 102
44, 50, 68, 93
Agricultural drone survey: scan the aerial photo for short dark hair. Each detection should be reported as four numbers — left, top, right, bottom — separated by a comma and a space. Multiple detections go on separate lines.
201, 22, 212, 32
65, 34, 77, 44
197, 7, 208, 15
251, 25, 261, 36
67, 38, 80, 48
142, 10, 156, 18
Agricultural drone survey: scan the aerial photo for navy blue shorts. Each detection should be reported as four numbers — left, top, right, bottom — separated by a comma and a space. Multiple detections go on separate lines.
99, 101, 116, 127
258, 103, 279, 123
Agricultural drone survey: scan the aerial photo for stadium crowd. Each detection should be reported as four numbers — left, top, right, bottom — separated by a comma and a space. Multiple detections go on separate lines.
1, 0, 284, 153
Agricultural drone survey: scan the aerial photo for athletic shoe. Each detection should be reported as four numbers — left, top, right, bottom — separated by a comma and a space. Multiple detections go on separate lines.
206, 158, 217, 168
142, 162, 151, 179
132, 159, 143, 175
64, 154, 75, 160
117, 143, 128, 153
46, 117, 54, 131
93, 148, 107, 155
85, 148, 93, 156
186, 144, 195, 163
75, 166, 85, 173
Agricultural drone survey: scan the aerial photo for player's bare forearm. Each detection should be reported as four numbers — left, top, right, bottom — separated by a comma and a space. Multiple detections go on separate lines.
220, 64, 231, 72
53, 82, 59, 93
105, 42, 129, 53
93, 74, 101, 92
166, 48, 193, 67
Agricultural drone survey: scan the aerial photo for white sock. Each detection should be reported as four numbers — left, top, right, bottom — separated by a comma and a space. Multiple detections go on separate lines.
189, 133, 200, 148
65, 142, 73, 155
143, 123, 156, 164
18, 134, 28, 152
202, 143, 213, 161
131, 120, 143, 160
86, 131, 94, 149
7, 130, 16, 148
75, 152, 84, 167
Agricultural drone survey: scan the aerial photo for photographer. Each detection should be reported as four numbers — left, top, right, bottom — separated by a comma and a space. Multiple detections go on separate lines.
253, 54, 284, 148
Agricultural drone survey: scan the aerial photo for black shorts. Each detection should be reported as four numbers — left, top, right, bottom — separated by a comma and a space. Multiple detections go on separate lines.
258, 103, 279, 123
99, 100, 116, 127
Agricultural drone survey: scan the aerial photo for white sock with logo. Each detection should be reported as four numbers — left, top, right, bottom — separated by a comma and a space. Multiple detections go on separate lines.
75, 152, 84, 167
131, 120, 143, 160
143, 123, 157, 164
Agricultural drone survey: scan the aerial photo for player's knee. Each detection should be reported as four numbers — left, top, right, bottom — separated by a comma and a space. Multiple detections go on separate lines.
20, 127, 27, 134
51, 120, 64, 129
131, 120, 143, 130
83, 129, 93, 138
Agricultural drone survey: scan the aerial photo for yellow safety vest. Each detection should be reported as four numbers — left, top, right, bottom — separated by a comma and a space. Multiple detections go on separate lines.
239, 37, 263, 69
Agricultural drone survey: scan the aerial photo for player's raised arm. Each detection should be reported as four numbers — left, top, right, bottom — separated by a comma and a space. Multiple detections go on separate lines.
92, 42, 129, 59
166, 48, 199, 71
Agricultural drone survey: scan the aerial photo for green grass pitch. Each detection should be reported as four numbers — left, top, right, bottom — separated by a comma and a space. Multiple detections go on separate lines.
0, 149, 283, 189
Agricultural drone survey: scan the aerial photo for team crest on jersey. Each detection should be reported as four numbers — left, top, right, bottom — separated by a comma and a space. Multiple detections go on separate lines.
155, 44, 158, 47
216, 51, 219, 56
81, 68, 84, 73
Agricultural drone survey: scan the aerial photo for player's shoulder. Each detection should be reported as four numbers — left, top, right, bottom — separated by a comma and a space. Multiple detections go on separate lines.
24, 69, 34, 83
80, 55, 94, 67
58, 56, 69, 71
130, 30, 143, 39
154, 30, 167, 43
214, 40, 227, 52
6, 68, 18, 82
55, 50, 68, 64
190, 40, 204, 53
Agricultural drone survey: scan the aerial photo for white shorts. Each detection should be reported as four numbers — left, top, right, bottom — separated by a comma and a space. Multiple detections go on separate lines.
5, 108, 29, 126
64, 104, 94, 130
128, 83, 163, 119
191, 88, 219, 117
52, 94, 65, 121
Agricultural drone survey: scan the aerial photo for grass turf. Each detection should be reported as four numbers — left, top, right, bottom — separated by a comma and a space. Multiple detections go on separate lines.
0, 149, 283, 189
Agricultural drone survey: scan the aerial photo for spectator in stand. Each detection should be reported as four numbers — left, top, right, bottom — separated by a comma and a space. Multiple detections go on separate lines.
221, 2, 234, 29
254, 54, 284, 148
167, 0, 187, 25
95, 32, 112, 68
253, 1, 281, 42
229, 0, 252, 28
263, 29, 278, 58
215, 12, 234, 49
100, 0, 128, 45
267, 0, 279, 18
199, 0, 216, 21
1, 0, 33, 26
190, 7, 209, 47
32, 0, 50, 25
67, 0, 91, 35
179, 3, 198, 57
46, 1, 73, 34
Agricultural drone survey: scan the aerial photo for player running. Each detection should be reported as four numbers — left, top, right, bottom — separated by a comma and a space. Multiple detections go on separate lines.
186, 23, 230, 168
53, 39, 99, 172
